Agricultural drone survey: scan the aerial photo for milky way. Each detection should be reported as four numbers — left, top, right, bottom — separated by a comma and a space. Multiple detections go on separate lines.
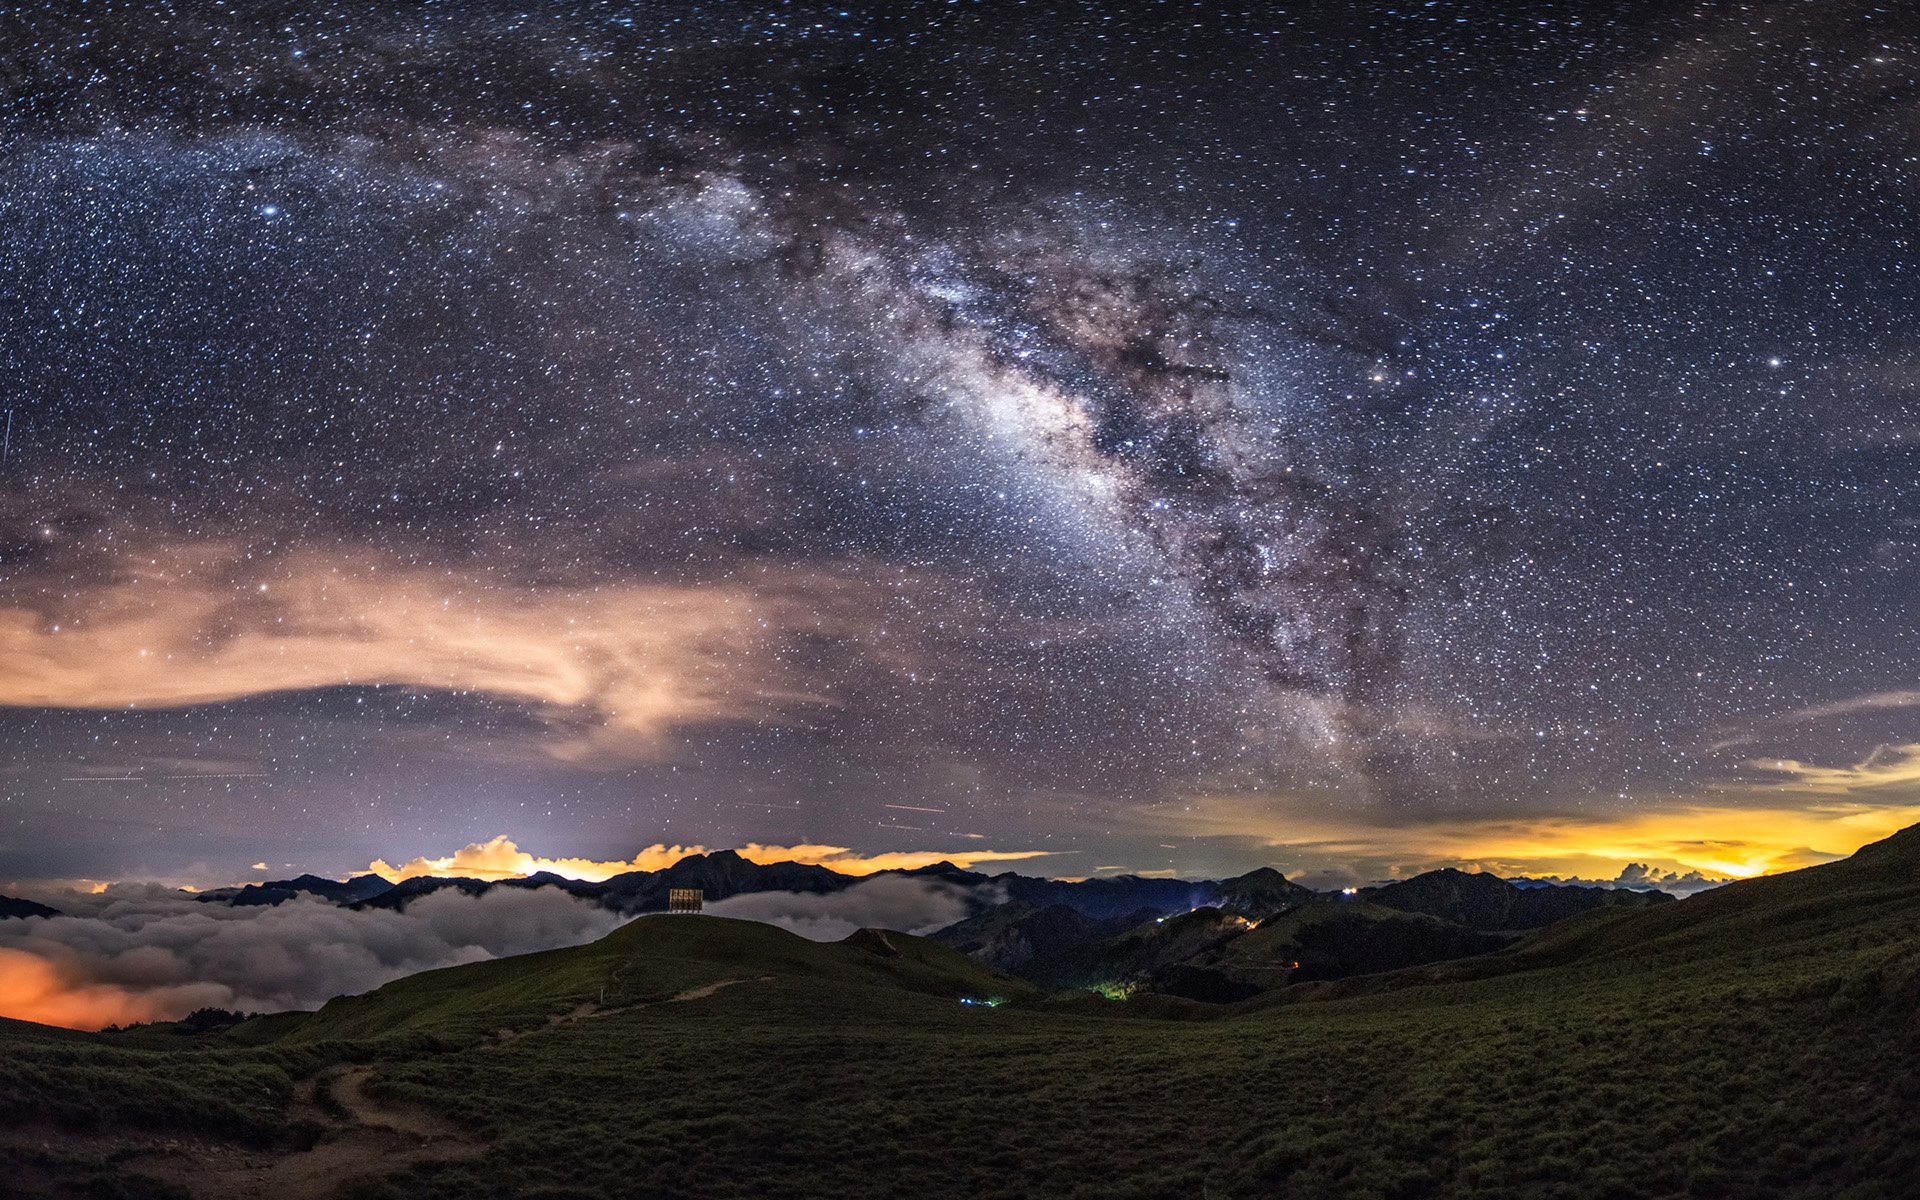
1, 2, 1917, 885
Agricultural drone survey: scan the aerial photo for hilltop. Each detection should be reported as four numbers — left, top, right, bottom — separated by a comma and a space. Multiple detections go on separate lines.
280, 915, 1034, 1045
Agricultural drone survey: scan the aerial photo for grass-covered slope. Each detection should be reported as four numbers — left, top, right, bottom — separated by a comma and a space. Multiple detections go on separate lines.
1153, 898, 1518, 998
1269, 819, 1920, 1007
347, 832, 1920, 1199
3, 829, 1919, 1199
286, 916, 1033, 1044
0, 1012, 303, 1142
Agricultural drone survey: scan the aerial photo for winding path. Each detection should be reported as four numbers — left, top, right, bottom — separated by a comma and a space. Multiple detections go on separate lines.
128, 975, 767, 1199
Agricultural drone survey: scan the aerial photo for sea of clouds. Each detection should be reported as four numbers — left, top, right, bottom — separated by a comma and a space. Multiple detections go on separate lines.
0, 884, 625, 1027
0, 875, 988, 1028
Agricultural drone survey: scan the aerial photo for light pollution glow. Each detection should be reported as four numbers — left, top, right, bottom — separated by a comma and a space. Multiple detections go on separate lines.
0, 947, 163, 1030
1163, 751, 1920, 883
366, 835, 1056, 883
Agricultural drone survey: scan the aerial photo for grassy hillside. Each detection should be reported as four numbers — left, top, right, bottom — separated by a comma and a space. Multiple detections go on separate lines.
0, 1012, 306, 1143
285, 916, 1033, 1045
1156, 898, 1518, 997
3, 830, 1919, 1199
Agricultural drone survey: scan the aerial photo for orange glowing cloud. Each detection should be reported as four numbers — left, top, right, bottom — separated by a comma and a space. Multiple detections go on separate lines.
0, 547, 850, 763
366, 835, 1052, 883
0, 947, 168, 1030
369, 837, 711, 882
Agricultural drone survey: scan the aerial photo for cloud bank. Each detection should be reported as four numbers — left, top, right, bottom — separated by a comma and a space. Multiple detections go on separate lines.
0, 884, 625, 1030
703, 876, 985, 942
0, 872, 993, 1029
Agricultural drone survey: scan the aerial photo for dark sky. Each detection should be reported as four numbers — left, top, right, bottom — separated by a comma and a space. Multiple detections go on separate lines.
3, 1, 1918, 889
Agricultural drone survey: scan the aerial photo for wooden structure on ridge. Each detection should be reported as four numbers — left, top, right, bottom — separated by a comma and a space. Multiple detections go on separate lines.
668, 887, 704, 914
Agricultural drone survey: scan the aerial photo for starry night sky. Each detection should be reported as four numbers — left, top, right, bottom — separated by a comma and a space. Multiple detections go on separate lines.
3, 1, 1918, 888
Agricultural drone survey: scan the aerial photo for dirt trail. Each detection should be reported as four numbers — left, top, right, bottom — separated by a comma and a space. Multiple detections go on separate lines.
123, 974, 773, 1198
325, 1065, 472, 1141
671, 976, 762, 1002
490, 974, 768, 1046
91, 975, 772, 1199
120, 1065, 479, 1200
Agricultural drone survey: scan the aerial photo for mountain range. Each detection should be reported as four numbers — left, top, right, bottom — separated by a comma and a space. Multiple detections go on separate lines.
3, 822, 1918, 1197
3, 851, 1674, 1001
187, 851, 1233, 918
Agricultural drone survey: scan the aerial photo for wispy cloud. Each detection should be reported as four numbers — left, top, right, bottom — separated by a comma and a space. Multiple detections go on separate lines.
1708, 691, 1920, 752
1776, 692, 1920, 722
1747, 742, 1920, 795
704, 876, 989, 941
0, 546, 853, 764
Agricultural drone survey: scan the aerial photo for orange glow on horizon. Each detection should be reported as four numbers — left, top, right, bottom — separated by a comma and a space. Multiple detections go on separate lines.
1161, 786, 1920, 885
0, 948, 168, 1030
364, 834, 1054, 884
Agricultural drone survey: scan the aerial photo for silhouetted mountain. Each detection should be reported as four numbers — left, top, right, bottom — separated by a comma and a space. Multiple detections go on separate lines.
994, 873, 1219, 920
0, 895, 59, 920
1026, 907, 1255, 991
896, 860, 991, 885
354, 876, 493, 910
198, 873, 397, 908
324, 854, 1231, 921
665, 850, 850, 899
579, 851, 854, 914
1144, 900, 1517, 1001
1214, 867, 1314, 916
931, 902, 1161, 974
1364, 867, 1671, 930
943, 873, 1673, 1000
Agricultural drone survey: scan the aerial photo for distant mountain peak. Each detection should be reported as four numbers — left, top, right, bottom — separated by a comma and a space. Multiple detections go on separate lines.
0, 894, 60, 920
1366, 867, 1669, 930
1230, 866, 1289, 881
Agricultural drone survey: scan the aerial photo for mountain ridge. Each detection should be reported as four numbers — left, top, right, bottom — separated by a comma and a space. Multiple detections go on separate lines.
176, 854, 1670, 924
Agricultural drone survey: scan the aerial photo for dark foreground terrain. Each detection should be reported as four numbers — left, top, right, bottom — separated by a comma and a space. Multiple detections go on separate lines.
5, 825, 1920, 1199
